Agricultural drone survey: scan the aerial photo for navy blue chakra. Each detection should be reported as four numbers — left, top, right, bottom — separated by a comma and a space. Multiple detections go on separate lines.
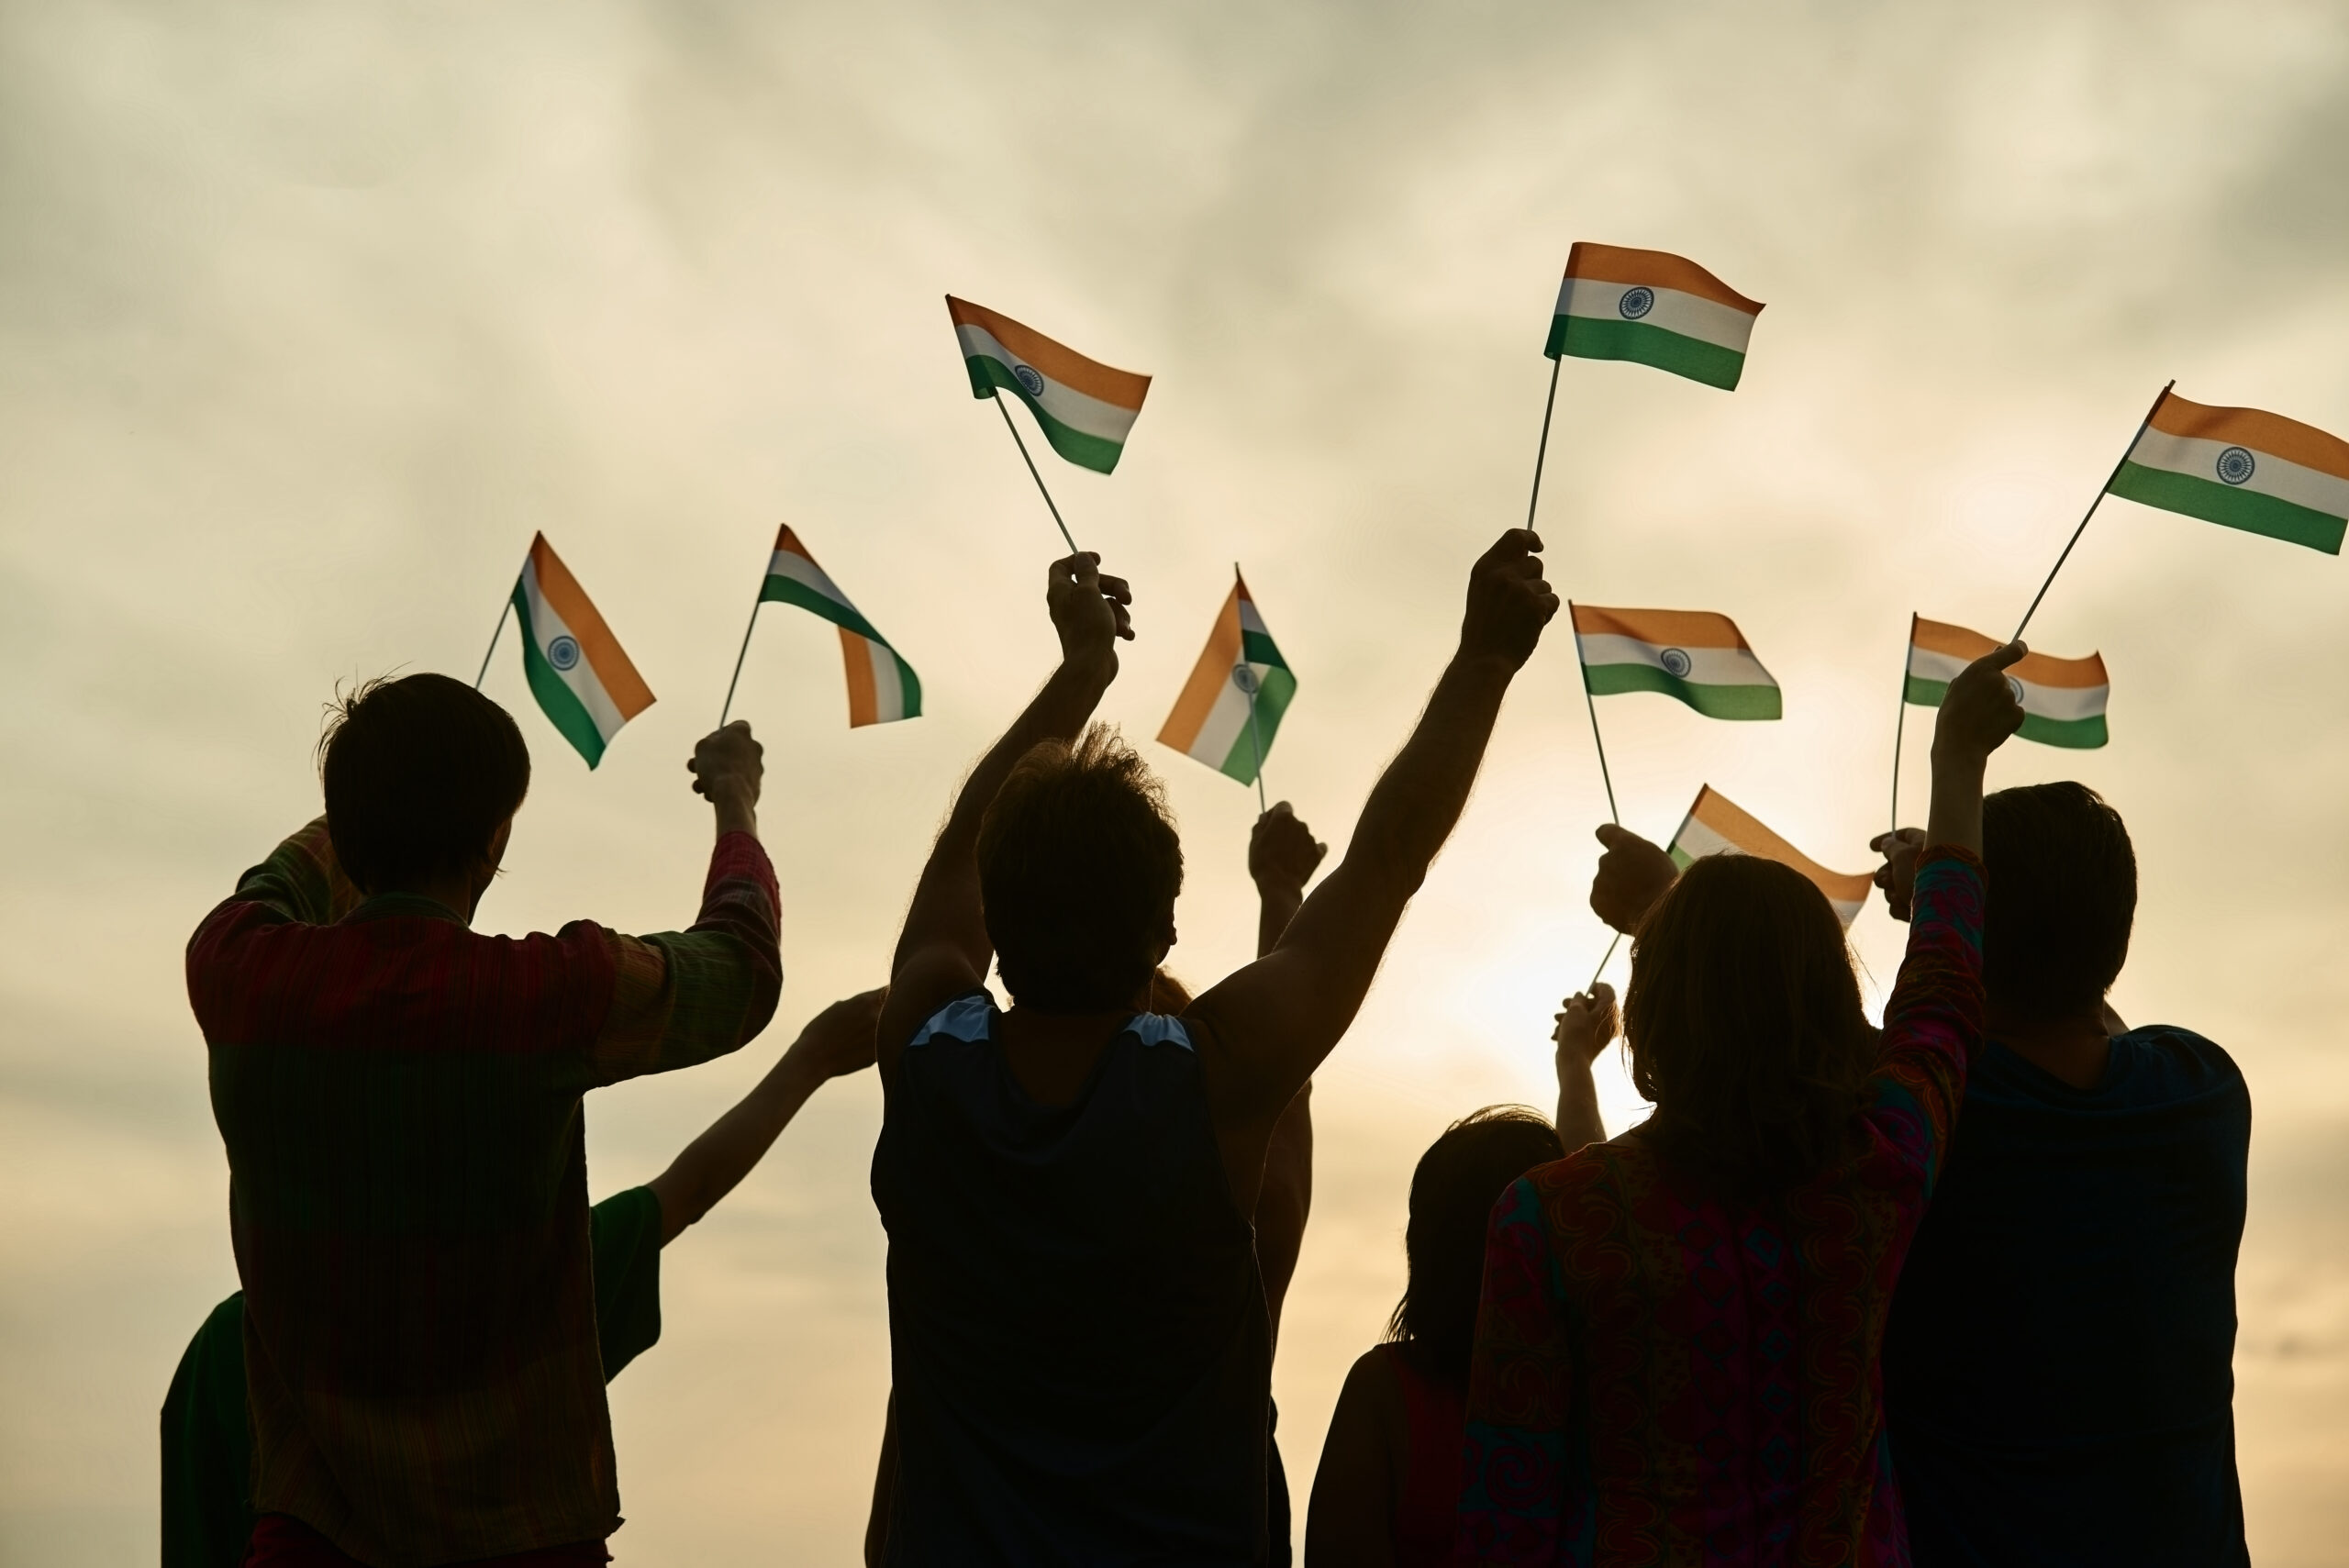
1013, 363, 1047, 398
2215, 446, 2255, 485
1618, 286, 1656, 320
1658, 647, 1692, 678
547, 635, 581, 672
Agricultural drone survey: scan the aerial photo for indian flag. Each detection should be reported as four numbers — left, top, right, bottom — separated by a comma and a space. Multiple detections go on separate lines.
1157, 570, 1296, 787
2107, 388, 2349, 555
1572, 604, 1781, 720
759, 527, 921, 727
511, 533, 655, 769
1905, 616, 2107, 750
1666, 785, 1873, 929
947, 295, 1152, 475
1545, 243, 1764, 391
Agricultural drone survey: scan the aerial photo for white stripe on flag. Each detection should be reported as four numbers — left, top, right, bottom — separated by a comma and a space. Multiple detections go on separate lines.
953, 323, 1141, 444
2125, 428, 2349, 517
1908, 647, 2108, 721
521, 560, 629, 742
1554, 280, 1757, 354
1575, 634, 1775, 686
768, 549, 854, 611
1184, 677, 1257, 767
862, 636, 907, 723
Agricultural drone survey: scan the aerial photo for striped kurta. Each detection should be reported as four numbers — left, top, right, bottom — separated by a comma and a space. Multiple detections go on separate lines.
187, 820, 781, 1566
1453, 851, 1986, 1566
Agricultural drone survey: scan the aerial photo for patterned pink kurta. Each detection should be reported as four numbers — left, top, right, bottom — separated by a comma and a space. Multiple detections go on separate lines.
1454, 850, 1985, 1566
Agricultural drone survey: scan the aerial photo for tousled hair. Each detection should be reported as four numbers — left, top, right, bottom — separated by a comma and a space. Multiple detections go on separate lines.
319, 673, 530, 895
977, 725, 1184, 1013
1624, 853, 1875, 1194
1385, 1106, 1565, 1387
1982, 782, 2135, 1022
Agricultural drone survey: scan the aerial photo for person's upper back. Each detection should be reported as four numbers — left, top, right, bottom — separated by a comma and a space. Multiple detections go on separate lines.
1883, 1025, 2251, 1567
186, 819, 780, 1567
872, 991, 1271, 1565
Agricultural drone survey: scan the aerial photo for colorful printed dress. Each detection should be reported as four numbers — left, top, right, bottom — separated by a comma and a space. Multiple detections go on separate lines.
1453, 849, 1985, 1566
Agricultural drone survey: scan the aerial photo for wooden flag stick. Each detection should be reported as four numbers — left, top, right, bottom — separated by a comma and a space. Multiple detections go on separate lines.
474, 547, 530, 689
1236, 662, 1269, 815
1526, 355, 1563, 532
1588, 929, 1622, 991
1568, 602, 1620, 825
717, 596, 763, 727
994, 393, 1081, 555
2012, 381, 2174, 641
1888, 612, 1915, 835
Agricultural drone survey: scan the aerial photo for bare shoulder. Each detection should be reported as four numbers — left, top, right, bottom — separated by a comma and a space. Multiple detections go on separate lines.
877, 945, 985, 1087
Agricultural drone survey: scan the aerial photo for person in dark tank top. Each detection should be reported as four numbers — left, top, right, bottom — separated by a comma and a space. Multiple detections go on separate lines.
869, 537, 1560, 1564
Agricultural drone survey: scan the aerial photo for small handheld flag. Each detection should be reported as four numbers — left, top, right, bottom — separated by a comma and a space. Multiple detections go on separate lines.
1908, 617, 2106, 749
491, 533, 655, 769
1667, 785, 1873, 929
1546, 244, 1765, 392
2106, 389, 2349, 556
1159, 569, 1296, 802
1572, 605, 1782, 720
718, 527, 921, 728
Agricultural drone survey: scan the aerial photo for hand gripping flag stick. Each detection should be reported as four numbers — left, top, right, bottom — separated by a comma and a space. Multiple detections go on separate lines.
2012, 381, 2174, 641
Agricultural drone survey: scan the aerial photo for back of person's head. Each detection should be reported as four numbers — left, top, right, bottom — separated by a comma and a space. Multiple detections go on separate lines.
1386, 1106, 1565, 1386
320, 674, 531, 895
1624, 853, 1874, 1194
977, 725, 1183, 1013
1981, 781, 2135, 1023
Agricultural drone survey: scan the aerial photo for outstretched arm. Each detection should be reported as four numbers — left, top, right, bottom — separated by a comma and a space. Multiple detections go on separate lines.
1247, 804, 1329, 1342
1190, 530, 1559, 1143
647, 988, 885, 1243
1552, 983, 1614, 1152
876, 554, 1132, 1083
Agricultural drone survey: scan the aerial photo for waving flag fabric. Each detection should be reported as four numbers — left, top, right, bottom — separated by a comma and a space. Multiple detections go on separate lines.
1158, 570, 1295, 786
512, 533, 654, 768
1906, 616, 2108, 749
1546, 243, 1764, 391
2107, 389, 2349, 555
1667, 785, 1872, 928
1572, 604, 1781, 719
759, 528, 921, 727
947, 295, 1152, 474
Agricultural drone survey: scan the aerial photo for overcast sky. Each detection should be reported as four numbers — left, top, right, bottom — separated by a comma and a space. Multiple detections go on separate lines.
4, 1, 2346, 1561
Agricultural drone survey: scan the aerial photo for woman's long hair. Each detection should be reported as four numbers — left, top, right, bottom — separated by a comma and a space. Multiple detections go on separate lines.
1385, 1107, 1565, 1386
1624, 853, 1876, 1195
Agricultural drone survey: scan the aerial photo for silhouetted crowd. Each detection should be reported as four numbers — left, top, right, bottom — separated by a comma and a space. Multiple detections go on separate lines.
167, 532, 2250, 1567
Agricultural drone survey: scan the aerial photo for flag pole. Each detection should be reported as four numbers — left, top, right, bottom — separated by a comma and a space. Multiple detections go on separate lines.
474, 549, 529, 689
1588, 929, 1622, 990
1526, 355, 1563, 532
1237, 665, 1269, 816
1568, 603, 1620, 824
993, 393, 1081, 555
1889, 612, 1914, 835
2012, 380, 2173, 640
718, 596, 763, 727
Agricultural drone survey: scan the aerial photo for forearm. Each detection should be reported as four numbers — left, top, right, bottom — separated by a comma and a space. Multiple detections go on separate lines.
1924, 752, 1987, 858
893, 652, 1115, 972
1255, 1084, 1315, 1338
1345, 651, 1514, 891
649, 1051, 827, 1239
1257, 888, 1305, 957
1554, 1061, 1605, 1153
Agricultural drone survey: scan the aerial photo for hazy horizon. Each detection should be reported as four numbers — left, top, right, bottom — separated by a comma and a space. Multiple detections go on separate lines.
3, 1, 2346, 1561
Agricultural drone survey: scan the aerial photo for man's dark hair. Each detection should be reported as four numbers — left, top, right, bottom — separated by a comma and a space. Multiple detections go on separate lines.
1626, 853, 1876, 1194
1386, 1106, 1564, 1387
319, 673, 531, 895
976, 725, 1183, 1013
1981, 781, 2135, 1022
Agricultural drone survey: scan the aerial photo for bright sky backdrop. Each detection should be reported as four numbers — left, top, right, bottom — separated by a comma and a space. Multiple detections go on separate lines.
4, 1, 2345, 1561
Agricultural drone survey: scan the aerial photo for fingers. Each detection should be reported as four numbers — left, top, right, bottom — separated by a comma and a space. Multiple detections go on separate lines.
1987, 639, 2028, 670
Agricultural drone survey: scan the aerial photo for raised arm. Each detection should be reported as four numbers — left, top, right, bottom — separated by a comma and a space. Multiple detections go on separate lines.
1248, 804, 1329, 1340
875, 554, 1132, 1082
1551, 982, 1615, 1152
1190, 529, 1558, 1134
647, 988, 885, 1243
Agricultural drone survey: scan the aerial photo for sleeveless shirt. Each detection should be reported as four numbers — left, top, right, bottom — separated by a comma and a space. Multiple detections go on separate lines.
873, 992, 1273, 1565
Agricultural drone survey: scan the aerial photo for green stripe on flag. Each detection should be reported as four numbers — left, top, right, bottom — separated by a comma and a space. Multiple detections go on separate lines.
1905, 674, 2107, 749
2107, 462, 2347, 554
966, 355, 1127, 473
1219, 664, 1297, 786
890, 648, 925, 719
513, 585, 610, 768
1241, 628, 1288, 671
760, 574, 891, 644
1667, 844, 1697, 873
1544, 317, 1746, 390
1583, 662, 1781, 719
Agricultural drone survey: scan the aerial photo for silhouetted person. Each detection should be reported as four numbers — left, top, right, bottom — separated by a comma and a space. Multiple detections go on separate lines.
162, 988, 883, 1567
1453, 643, 2024, 1562
869, 537, 1557, 1563
1870, 785, 2251, 1567
1304, 1104, 1566, 1568
184, 675, 780, 1565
